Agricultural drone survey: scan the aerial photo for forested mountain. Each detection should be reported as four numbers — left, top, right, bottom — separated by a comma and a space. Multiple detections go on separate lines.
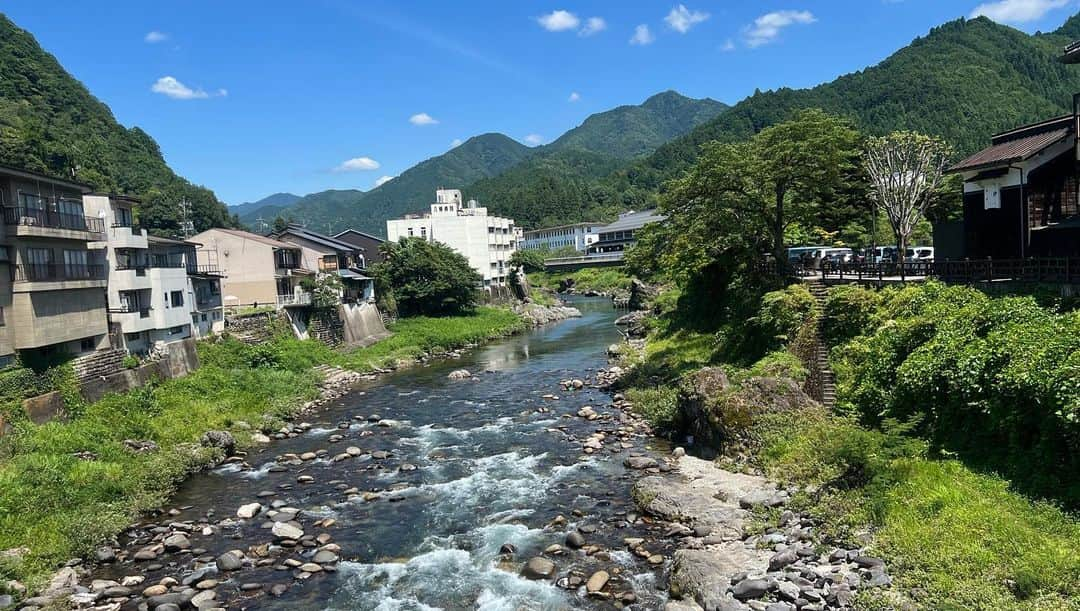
241, 92, 724, 235
229, 192, 301, 218
0, 14, 236, 235
240, 133, 530, 235
546, 91, 726, 159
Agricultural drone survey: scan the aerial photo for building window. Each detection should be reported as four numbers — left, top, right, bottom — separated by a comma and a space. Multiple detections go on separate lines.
170, 290, 184, 307
168, 325, 185, 336
80, 338, 96, 352
0, 306, 4, 326
124, 332, 142, 341
407, 228, 414, 237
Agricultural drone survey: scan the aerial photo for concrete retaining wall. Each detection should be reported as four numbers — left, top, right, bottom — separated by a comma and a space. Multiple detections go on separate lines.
341, 303, 390, 348
79, 338, 201, 404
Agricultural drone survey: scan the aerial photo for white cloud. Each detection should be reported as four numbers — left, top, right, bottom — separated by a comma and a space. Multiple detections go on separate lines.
721, 39, 736, 52
568, 91, 581, 102
537, 10, 580, 32
450, 138, 464, 148
665, 4, 710, 33
970, 0, 1068, 23
150, 76, 219, 100
630, 24, 655, 45
744, 10, 816, 48
144, 31, 168, 43
409, 112, 439, 126
374, 175, 395, 188
580, 17, 607, 36
524, 134, 544, 146
334, 157, 381, 172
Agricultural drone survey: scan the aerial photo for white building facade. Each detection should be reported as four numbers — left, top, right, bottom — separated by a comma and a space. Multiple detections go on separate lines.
386, 189, 517, 288
522, 222, 602, 252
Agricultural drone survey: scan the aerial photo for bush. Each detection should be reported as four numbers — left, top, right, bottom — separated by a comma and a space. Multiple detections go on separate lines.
820, 284, 882, 346
509, 249, 547, 273
625, 387, 679, 430
753, 284, 818, 349
373, 238, 481, 316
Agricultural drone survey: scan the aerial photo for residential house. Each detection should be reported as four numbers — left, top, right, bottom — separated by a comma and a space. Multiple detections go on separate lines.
190, 228, 313, 308
586, 210, 666, 255
271, 223, 375, 302
385, 189, 517, 288
522, 222, 603, 252
0, 165, 109, 365
333, 228, 386, 265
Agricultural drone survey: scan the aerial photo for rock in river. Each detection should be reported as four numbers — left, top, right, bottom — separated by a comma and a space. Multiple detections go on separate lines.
624, 455, 659, 470
272, 522, 304, 540
586, 570, 609, 594
565, 531, 586, 549
236, 503, 262, 519
216, 551, 244, 572
520, 557, 556, 580
162, 533, 191, 552
447, 369, 471, 380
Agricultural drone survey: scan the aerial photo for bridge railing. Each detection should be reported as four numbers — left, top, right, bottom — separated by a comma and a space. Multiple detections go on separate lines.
819, 257, 1080, 284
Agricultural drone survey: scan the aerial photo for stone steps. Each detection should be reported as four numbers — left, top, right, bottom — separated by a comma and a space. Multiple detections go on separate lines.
803, 280, 837, 408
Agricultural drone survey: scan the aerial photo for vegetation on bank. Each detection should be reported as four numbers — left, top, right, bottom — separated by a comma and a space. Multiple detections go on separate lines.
0, 307, 524, 592
527, 267, 632, 294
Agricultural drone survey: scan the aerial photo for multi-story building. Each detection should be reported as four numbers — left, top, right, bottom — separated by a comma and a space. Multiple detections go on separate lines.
522, 222, 603, 252
333, 228, 386, 265
586, 209, 666, 254
272, 224, 375, 302
190, 228, 313, 308
0, 166, 109, 366
385, 189, 517, 288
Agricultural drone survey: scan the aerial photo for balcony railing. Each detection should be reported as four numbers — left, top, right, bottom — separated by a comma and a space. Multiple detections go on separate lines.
108, 306, 152, 318
13, 263, 107, 282
276, 292, 312, 307
2, 207, 105, 235
187, 264, 223, 276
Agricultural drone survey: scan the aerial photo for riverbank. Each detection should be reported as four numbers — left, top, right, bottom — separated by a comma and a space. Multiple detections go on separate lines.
0, 307, 526, 599
614, 286, 1080, 610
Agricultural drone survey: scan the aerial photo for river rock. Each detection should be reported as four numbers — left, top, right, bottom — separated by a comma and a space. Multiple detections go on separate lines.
272, 522, 304, 540
585, 570, 609, 593
768, 548, 798, 572
236, 503, 262, 519
624, 455, 658, 470
142, 584, 168, 597
299, 563, 323, 573
215, 551, 244, 571
565, 531, 586, 548
200, 431, 236, 455
94, 547, 116, 563
312, 550, 339, 564
0, 595, 11, 610
251, 433, 271, 444
731, 577, 771, 600
520, 557, 556, 580
447, 369, 471, 380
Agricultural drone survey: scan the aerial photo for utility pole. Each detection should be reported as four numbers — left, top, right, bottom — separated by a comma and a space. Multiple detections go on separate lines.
179, 198, 195, 239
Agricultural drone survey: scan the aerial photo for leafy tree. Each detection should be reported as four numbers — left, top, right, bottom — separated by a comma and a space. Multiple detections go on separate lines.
372, 238, 480, 316
272, 216, 289, 233
509, 249, 546, 273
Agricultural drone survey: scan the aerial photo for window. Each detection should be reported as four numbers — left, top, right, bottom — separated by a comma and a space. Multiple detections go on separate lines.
124, 332, 142, 341
80, 338, 96, 352
0, 306, 4, 326
407, 228, 414, 237
201, 314, 208, 322
58, 198, 84, 218
170, 290, 184, 308
168, 325, 185, 336
26, 247, 51, 265
115, 206, 133, 227
63, 250, 88, 277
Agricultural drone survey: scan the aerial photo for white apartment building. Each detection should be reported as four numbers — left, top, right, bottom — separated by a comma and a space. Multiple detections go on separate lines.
386, 189, 517, 288
85, 195, 223, 354
522, 222, 603, 252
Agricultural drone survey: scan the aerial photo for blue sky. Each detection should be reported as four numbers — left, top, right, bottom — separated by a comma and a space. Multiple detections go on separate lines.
3, 0, 1078, 205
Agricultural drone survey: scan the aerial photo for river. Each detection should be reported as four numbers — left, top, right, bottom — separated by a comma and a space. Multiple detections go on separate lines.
98, 297, 674, 610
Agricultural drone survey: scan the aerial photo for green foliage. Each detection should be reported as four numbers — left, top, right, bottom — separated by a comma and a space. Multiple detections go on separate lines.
752, 284, 818, 349
527, 268, 632, 293
121, 355, 139, 370
508, 249, 546, 273
739, 350, 808, 383
373, 238, 480, 316
0, 16, 236, 236
820, 284, 884, 346
625, 386, 680, 431
833, 281, 1080, 506
310, 272, 344, 309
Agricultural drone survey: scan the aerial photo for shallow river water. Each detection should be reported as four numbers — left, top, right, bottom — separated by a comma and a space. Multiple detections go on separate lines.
113, 298, 675, 610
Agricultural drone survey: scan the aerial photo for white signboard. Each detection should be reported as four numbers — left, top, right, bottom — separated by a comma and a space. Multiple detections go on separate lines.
984, 184, 1001, 210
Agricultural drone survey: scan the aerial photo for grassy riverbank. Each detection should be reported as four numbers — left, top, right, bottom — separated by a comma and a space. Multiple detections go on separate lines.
528, 267, 631, 294
620, 284, 1080, 610
0, 307, 524, 592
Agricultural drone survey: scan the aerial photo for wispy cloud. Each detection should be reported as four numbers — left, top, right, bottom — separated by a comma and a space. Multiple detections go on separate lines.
970, 0, 1068, 23
744, 10, 816, 48
524, 134, 544, 146
150, 76, 226, 100
630, 24, 655, 45
580, 17, 607, 36
450, 138, 464, 148
537, 10, 580, 31
409, 112, 439, 126
144, 31, 168, 43
665, 4, 710, 33
334, 157, 381, 172
374, 175, 395, 188
568, 91, 581, 102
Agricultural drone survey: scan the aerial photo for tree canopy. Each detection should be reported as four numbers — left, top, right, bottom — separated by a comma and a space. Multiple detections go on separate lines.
373, 238, 481, 317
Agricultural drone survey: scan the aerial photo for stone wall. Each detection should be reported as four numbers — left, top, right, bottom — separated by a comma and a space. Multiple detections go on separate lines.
71, 349, 126, 385
308, 308, 345, 347
22, 391, 66, 425
225, 311, 282, 344
79, 338, 201, 404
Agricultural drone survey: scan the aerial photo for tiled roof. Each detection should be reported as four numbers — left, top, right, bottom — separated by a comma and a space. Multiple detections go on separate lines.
596, 210, 666, 234
276, 224, 360, 253
212, 227, 298, 249
950, 116, 1073, 173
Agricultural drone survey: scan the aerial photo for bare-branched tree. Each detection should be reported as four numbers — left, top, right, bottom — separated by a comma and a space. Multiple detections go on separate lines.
863, 131, 952, 279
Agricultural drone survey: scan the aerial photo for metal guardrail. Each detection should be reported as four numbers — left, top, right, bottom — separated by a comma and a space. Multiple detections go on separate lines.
276, 292, 312, 307
819, 258, 1080, 284
545, 252, 626, 268
13, 263, 107, 282
107, 306, 152, 318
188, 264, 223, 276
2, 206, 105, 234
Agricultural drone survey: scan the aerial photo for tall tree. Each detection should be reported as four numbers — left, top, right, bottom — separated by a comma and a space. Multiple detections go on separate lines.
372, 238, 480, 316
863, 131, 951, 278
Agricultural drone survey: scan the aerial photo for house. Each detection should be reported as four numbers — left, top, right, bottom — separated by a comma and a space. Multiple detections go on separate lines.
0, 165, 109, 366
385, 189, 518, 288
586, 210, 666, 255
333, 228, 386, 265
947, 112, 1080, 259
189, 228, 313, 308
271, 224, 375, 303
522, 222, 603, 252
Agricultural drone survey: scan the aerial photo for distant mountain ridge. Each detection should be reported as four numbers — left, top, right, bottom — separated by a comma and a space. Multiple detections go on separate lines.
230, 192, 301, 217
240, 91, 727, 235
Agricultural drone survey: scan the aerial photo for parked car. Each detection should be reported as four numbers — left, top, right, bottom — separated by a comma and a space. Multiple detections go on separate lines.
863, 246, 899, 264
821, 248, 854, 266
786, 246, 826, 264
905, 247, 935, 262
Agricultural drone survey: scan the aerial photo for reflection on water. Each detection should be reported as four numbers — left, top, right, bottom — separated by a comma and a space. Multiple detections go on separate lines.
163, 297, 667, 610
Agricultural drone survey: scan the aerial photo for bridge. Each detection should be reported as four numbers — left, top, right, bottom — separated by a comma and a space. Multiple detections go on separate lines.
543, 252, 625, 271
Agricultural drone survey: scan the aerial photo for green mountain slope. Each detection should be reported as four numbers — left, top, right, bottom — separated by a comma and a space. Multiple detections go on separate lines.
230, 192, 301, 218
547, 90, 726, 159
623, 15, 1080, 195
0, 14, 235, 235
242, 133, 531, 236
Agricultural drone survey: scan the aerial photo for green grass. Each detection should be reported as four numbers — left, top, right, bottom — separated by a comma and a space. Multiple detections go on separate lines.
0, 307, 524, 593
528, 267, 632, 294
758, 413, 1080, 610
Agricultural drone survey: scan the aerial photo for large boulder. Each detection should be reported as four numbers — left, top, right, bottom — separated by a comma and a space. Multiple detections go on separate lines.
200, 430, 236, 455
627, 279, 659, 311
677, 368, 731, 450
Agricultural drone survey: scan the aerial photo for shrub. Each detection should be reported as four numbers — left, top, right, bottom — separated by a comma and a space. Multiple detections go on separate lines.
820, 284, 882, 346
625, 387, 679, 430
509, 249, 546, 273
373, 238, 480, 316
754, 284, 818, 346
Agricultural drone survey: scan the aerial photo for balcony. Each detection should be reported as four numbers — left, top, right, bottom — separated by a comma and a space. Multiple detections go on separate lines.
12, 263, 108, 291
187, 264, 224, 277
2, 206, 105, 239
107, 304, 156, 332
107, 305, 152, 319
276, 292, 312, 308
103, 222, 148, 249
